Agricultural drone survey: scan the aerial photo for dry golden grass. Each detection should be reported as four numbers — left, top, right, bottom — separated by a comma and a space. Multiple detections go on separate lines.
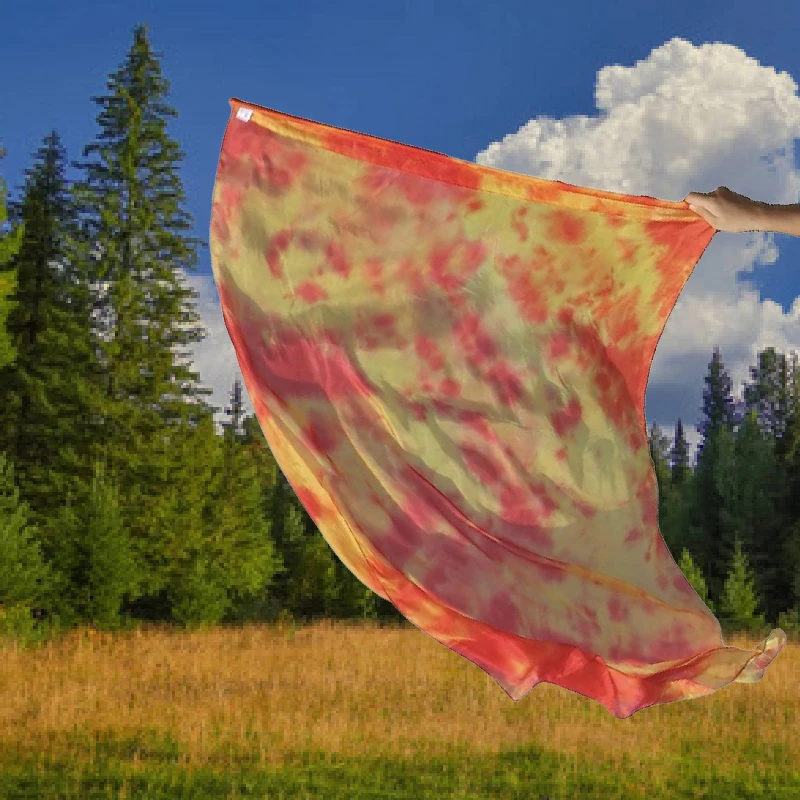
0, 620, 795, 780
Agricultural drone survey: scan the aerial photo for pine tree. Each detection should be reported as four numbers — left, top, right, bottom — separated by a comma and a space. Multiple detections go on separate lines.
289, 525, 340, 619
329, 555, 381, 621
0, 145, 23, 370
719, 537, 766, 634
227, 411, 288, 623
70, 23, 211, 463
780, 351, 800, 613
677, 547, 715, 614
222, 376, 247, 487
70, 25, 219, 619
0, 453, 54, 622
205, 392, 283, 625
83, 460, 137, 629
731, 407, 787, 625
656, 418, 695, 563
669, 418, 690, 487
0, 131, 101, 539
697, 347, 739, 449
0, 163, 39, 644
170, 552, 230, 631
735, 353, 793, 624
38, 487, 89, 630
692, 347, 739, 600
743, 347, 791, 446
273, 496, 310, 620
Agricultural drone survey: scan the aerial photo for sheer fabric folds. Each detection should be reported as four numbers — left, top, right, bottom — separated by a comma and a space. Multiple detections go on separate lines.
209, 98, 785, 718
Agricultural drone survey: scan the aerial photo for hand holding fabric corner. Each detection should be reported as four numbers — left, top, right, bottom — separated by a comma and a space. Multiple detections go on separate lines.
685, 185, 800, 237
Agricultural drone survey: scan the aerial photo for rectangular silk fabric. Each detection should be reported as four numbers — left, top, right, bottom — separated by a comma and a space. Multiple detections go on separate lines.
209, 98, 785, 718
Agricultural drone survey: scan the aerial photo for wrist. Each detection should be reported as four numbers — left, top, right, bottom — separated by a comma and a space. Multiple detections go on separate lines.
755, 201, 800, 237
753, 201, 774, 231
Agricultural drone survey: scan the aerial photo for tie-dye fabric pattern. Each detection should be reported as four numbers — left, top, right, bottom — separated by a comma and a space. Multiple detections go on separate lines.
209, 98, 785, 718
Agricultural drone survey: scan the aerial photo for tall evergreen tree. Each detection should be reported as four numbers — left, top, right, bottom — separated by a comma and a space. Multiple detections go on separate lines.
0, 144, 23, 371
222, 376, 247, 485
719, 537, 766, 634
743, 347, 791, 449
82, 460, 137, 628
206, 393, 282, 626
56, 25, 283, 629
0, 131, 101, 538
266, 468, 308, 620
733, 348, 800, 622
780, 352, 800, 612
71, 23, 212, 446
697, 347, 739, 448
660, 417, 696, 564
669, 418, 690, 487
677, 547, 715, 614
692, 347, 739, 601
0, 451, 54, 623
288, 515, 340, 619
737, 407, 788, 622
69, 24, 216, 608
232, 411, 289, 623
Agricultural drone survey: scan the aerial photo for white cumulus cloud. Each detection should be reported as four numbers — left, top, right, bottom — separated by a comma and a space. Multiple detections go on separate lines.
185, 37, 800, 464
474, 37, 800, 461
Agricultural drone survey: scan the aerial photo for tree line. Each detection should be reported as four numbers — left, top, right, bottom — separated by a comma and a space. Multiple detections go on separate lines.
0, 24, 798, 649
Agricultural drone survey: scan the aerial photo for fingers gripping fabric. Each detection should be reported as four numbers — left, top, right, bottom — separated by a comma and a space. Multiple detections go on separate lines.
209, 98, 786, 718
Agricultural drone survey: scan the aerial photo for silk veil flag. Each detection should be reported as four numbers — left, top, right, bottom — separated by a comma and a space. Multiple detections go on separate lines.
209, 98, 786, 718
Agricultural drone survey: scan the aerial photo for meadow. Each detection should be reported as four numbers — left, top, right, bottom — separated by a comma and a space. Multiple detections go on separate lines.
0, 619, 795, 799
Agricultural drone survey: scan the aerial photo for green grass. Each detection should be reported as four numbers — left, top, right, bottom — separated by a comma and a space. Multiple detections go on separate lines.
0, 731, 795, 799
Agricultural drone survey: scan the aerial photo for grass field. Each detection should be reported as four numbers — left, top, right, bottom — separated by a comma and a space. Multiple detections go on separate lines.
0, 619, 795, 799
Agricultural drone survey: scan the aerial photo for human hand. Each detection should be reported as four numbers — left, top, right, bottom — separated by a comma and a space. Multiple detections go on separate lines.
683, 186, 766, 233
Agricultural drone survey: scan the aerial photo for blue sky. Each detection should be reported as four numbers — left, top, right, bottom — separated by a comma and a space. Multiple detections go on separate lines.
3, 0, 800, 459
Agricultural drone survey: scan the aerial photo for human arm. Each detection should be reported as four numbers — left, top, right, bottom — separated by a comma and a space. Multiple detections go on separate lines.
684, 186, 800, 238
756, 202, 800, 238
